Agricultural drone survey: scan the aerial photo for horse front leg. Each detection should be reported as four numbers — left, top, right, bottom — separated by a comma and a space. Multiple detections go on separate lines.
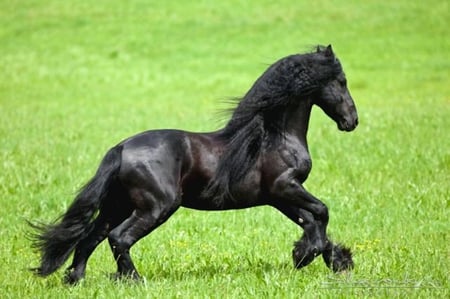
271, 202, 353, 272
270, 168, 341, 269
271, 170, 328, 243
270, 200, 327, 269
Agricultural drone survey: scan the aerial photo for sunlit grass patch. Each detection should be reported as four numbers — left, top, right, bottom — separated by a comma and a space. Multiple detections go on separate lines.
0, 0, 448, 298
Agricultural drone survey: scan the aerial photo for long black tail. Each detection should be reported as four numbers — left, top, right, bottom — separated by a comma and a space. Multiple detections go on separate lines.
29, 145, 122, 276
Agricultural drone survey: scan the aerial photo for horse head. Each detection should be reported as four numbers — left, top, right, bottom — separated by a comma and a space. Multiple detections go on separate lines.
313, 45, 358, 132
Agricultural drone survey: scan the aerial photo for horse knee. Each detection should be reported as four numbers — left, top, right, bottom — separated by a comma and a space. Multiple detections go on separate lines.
297, 201, 328, 225
315, 203, 329, 224
108, 229, 130, 252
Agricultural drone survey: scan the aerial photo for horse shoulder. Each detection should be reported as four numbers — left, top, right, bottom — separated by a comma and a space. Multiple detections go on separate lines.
262, 140, 312, 188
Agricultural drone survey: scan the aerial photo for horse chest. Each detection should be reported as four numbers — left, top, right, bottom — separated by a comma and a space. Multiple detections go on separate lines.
278, 145, 312, 183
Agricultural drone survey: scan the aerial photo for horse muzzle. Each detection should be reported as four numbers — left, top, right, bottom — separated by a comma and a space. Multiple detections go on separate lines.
337, 116, 358, 132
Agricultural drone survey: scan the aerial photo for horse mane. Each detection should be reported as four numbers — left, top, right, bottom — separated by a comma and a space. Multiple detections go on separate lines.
202, 45, 343, 203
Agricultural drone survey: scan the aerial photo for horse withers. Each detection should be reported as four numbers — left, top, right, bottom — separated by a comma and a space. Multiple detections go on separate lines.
30, 45, 358, 284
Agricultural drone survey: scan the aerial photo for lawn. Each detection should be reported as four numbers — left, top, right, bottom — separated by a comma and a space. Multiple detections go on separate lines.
0, 0, 448, 298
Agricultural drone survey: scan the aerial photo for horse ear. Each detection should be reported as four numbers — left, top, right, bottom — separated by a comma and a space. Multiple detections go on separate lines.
324, 45, 334, 57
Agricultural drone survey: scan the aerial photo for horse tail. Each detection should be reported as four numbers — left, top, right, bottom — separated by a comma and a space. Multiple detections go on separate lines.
29, 145, 123, 276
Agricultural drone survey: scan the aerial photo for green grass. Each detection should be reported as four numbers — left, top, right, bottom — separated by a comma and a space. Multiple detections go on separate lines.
1, 0, 448, 298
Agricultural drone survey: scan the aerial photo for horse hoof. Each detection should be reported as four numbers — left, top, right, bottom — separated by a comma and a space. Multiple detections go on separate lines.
292, 240, 319, 269
322, 243, 354, 272
63, 269, 83, 285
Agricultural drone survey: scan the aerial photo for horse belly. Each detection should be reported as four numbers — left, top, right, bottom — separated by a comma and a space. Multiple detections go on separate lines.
180, 168, 263, 211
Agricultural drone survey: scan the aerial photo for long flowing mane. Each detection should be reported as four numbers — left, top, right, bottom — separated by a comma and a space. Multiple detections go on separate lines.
203, 45, 343, 202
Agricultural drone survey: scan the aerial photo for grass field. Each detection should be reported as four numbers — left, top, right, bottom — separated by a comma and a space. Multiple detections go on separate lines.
0, 0, 448, 298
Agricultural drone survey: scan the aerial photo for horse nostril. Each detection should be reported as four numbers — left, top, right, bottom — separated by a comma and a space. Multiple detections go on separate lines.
355, 117, 359, 126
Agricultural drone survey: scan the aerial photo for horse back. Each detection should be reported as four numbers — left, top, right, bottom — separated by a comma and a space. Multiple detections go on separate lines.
116, 130, 221, 203
117, 129, 265, 210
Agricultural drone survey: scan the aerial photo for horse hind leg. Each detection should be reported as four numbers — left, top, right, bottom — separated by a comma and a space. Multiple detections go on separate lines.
64, 183, 133, 284
107, 188, 180, 281
63, 214, 110, 284
63, 200, 132, 284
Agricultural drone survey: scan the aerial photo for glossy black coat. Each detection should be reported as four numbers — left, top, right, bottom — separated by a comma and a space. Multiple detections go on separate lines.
30, 45, 358, 284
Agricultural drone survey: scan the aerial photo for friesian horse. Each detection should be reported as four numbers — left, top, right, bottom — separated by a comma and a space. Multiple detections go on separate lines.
30, 45, 358, 284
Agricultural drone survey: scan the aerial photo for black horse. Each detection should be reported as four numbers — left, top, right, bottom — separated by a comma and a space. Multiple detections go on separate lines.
30, 45, 358, 284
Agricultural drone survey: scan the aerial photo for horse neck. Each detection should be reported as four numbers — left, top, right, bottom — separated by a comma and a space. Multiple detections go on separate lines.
283, 97, 314, 145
